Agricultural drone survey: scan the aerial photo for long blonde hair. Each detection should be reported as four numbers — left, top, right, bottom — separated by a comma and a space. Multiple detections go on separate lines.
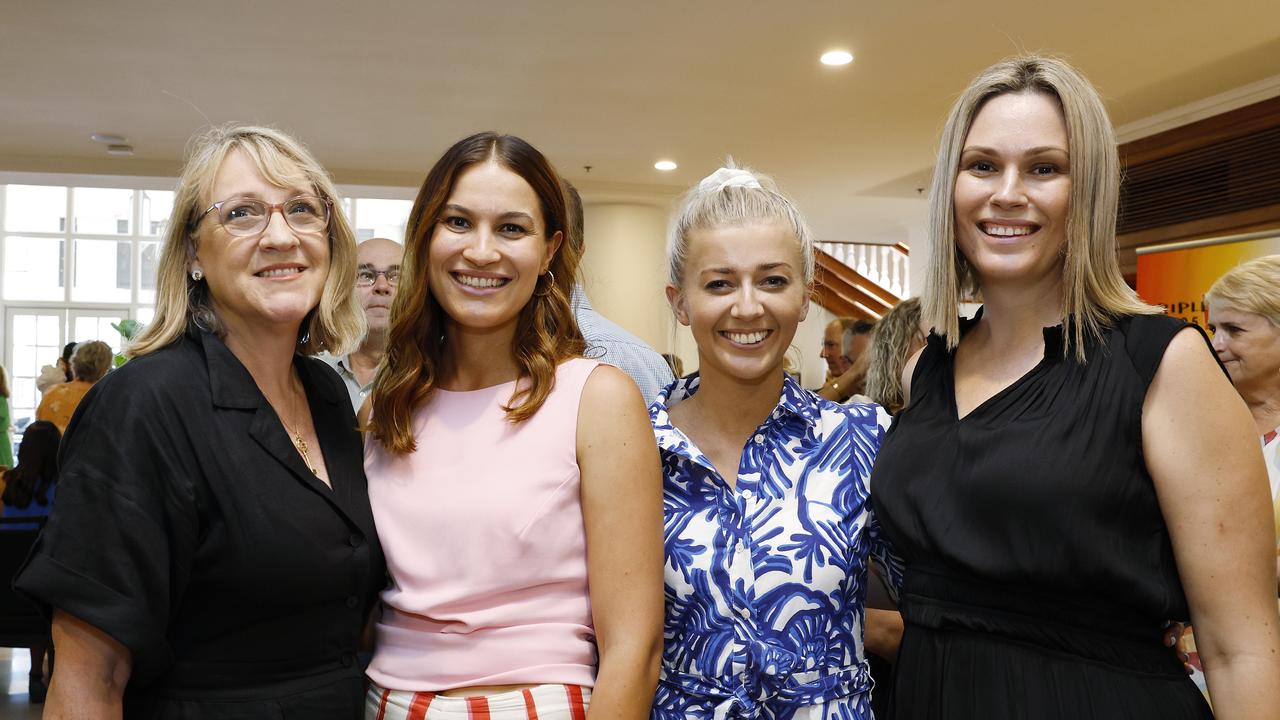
865, 298, 924, 413
129, 124, 363, 358
924, 55, 1157, 360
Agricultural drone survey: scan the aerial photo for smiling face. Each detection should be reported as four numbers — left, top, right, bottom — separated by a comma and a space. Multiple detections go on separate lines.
356, 237, 402, 334
668, 222, 809, 385
1207, 300, 1280, 395
426, 159, 561, 340
191, 148, 330, 341
954, 91, 1072, 290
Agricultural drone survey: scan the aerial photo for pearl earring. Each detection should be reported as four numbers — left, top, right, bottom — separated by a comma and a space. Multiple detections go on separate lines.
191, 269, 204, 281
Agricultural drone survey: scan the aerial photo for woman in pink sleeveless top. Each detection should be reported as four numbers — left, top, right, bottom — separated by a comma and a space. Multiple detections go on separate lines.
363, 132, 664, 720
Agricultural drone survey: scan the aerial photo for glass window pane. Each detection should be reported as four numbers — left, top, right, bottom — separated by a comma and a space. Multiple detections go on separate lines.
37, 315, 59, 345
135, 307, 155, 326
138, 241, 160, 304
72, 238, 132, 302
7, 311, 63, 425
72, 187, 133, 235
73, 315, 124, 355
141, 190, 175, 236
354, 198, 412, 243
4, 185, 67, 233
3, 236, 65, 300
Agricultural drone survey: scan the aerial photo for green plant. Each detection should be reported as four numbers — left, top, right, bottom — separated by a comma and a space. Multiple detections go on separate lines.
110, 319, 144, 367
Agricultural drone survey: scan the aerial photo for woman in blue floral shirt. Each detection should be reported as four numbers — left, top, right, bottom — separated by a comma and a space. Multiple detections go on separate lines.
650, 163, 902, 719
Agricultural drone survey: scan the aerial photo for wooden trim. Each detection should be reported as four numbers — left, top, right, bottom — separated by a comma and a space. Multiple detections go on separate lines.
1119, 95, 1280, 167
1117, 203, 1280, 250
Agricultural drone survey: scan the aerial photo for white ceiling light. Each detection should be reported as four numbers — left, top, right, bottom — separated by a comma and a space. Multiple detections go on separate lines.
654, 160, 678, 171
820, 50, 854, 66
106, 144, 135, 157
90, 133, 128, 144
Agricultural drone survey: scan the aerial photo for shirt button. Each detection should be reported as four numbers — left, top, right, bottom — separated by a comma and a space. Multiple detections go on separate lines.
345, 595, 359, 608
349, 533, 364, 548
738, 606, 751, 619
741, 489, 753, 501
753, 434, 765, 444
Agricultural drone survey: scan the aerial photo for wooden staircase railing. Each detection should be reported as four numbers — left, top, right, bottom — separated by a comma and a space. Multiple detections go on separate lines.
812, 242, 909, 321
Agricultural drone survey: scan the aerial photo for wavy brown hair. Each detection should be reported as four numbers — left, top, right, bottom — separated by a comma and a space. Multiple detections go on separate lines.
370, 132, 584, 454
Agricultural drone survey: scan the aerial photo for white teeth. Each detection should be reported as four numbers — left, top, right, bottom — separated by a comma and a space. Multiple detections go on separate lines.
982, 224, 1034, 237
725, 331, 768, 344
257, 267, 301, 278
455, 274, 506, 288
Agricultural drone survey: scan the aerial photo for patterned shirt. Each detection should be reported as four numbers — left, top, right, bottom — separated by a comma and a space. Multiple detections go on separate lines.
572, 286, 674, 406
650, 373, 901, 720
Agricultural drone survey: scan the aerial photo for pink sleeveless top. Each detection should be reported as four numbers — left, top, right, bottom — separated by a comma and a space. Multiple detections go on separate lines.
364, 358, 602, 691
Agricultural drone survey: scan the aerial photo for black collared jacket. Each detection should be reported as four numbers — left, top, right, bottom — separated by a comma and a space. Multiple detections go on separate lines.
16, 326, 386, 719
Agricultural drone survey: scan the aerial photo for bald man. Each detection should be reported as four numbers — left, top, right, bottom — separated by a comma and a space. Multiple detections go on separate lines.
323, 237, 402, 411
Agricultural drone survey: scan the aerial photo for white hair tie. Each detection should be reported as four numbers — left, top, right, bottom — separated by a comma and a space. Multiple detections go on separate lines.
697, 167, 762, 194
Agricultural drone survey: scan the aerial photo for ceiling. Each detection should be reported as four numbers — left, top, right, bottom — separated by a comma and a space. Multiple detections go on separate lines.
4, 0, 1280, 245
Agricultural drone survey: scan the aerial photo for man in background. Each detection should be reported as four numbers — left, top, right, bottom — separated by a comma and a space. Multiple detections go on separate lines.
323, 237, 401, 412
817, 318, 876, 403
563, 182, 674, 405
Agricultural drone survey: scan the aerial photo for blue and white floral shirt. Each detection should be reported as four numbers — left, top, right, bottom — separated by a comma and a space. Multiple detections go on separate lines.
649, 373, 901, 720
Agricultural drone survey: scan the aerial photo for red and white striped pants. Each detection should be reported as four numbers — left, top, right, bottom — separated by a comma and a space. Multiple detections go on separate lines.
366, 683, 592, 720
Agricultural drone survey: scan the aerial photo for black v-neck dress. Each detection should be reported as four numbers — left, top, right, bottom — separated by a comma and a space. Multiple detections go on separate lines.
870, 312, 1212, 719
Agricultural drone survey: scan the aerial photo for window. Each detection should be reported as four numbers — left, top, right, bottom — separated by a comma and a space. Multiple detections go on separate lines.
1, 175, 414, 446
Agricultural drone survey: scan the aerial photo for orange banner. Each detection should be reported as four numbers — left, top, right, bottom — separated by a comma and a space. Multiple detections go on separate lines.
1136, 234, 1280, 327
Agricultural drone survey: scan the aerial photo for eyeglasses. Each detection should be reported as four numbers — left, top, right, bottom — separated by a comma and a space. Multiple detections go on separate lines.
193, 195, 331, 237
355, 268, 400, 287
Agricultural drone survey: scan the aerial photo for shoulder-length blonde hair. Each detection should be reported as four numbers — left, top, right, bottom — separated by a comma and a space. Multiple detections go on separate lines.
1205, 254, 1280, 328
128, 123, 363, 358
369, 132, 584, 455
924, 55, 1157, 360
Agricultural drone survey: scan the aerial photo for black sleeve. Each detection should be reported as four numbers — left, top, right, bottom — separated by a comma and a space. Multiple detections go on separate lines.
14, 360, 200, 685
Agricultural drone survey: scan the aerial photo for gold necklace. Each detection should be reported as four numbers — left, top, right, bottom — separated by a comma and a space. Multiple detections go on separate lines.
291, 425, 318, 475
279, 380, 319, 476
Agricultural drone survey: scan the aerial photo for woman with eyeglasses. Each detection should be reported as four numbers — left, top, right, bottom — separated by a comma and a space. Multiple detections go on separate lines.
16, 124, 386, 719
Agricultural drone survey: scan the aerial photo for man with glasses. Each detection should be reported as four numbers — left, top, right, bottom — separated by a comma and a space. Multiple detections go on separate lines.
321, 237, 402, 411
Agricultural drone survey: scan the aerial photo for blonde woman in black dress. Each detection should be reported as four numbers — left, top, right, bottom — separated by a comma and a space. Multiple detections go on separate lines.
870, 56, 1280, 719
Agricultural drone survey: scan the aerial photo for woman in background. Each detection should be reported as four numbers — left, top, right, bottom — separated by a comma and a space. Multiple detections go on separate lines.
2, 420, 61, 702
863, 298, 925, 415
35, 340, 113, 434
0, 364, 12, 469
35, 342, 76, 395
1206, 255, 1280, 592
869, 55, 1280, 718
651, 163, 901, 719
364, 132, 662, 720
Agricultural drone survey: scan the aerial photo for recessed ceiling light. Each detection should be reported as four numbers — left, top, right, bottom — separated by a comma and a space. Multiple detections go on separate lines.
654, 160, 678, 171
820, 50, 854, 66
90, 133, 128, 144
106, 144, 135, 157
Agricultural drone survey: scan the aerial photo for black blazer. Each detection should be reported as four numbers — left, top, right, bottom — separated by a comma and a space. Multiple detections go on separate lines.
16, 327, 386, 719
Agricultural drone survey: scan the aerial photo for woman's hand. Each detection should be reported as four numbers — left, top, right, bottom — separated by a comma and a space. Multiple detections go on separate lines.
1144, 328, 1280, 718
577, 366, 664, 719
44, 610, 132, 720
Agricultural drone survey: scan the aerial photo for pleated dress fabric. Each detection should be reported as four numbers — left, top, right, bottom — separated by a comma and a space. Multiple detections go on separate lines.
870, 313, 1213, 719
